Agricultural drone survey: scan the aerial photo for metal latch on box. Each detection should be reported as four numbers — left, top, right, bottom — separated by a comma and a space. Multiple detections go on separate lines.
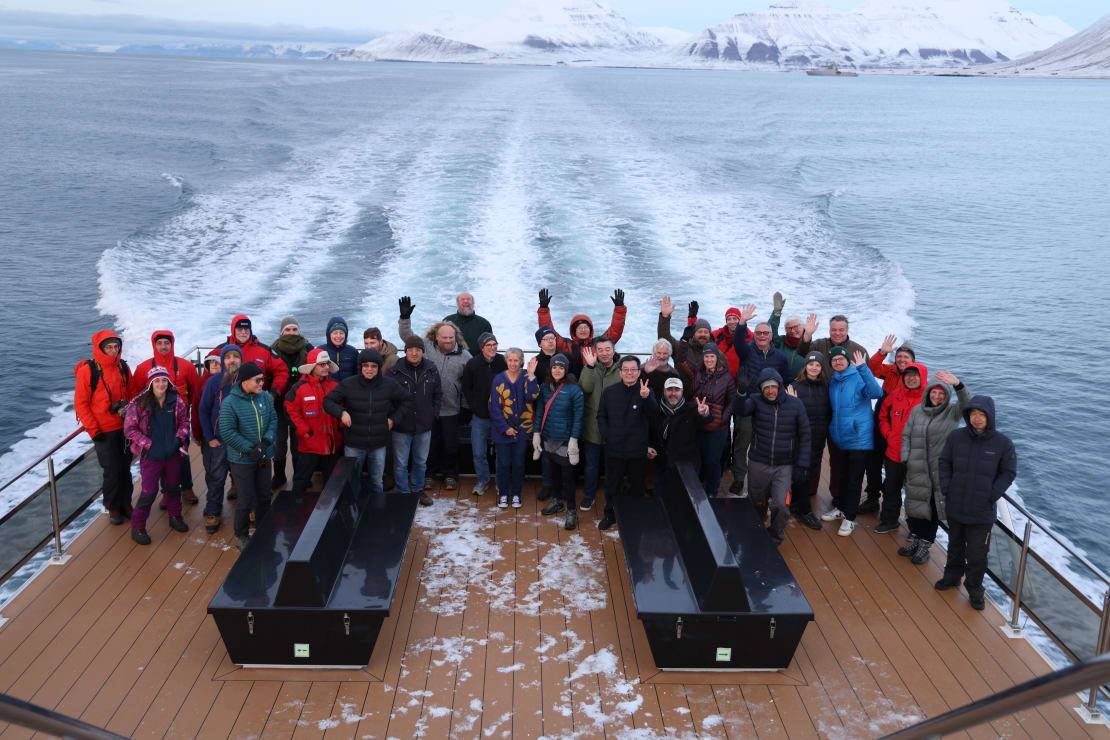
676, 616, 683, 639
769, 617, 776, 639
247, 611, 254, 636
344, 613, 351, 636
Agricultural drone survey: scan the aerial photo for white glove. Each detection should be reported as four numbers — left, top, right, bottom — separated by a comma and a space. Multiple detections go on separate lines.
532, 433, 542, 461
568, 437, 580, 466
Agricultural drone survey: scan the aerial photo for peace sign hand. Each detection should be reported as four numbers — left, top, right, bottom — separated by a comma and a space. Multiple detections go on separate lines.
696, 395, 710, 415
639, 379, 651, 399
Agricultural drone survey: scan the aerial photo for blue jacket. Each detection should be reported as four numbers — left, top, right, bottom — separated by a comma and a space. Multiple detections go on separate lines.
828, 362, 883, 450
489, 371, 540, 444
323, 316, 360, 382
218, 383, 278, 465
733, 335, 791, 395
197, 344, 240, 443
537, 381, 584, 442
732, 368, 811, 469
939, 395, 1017, 525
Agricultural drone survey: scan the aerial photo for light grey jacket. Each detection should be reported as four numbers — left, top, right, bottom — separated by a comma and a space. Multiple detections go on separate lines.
399, 318, 472, 417
901, 380, 972, 523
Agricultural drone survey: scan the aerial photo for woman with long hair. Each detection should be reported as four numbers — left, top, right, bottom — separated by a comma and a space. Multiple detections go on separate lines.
489, 348, 540, 511
786, 351, 831, 530
533, 353, 584, 528
677, 339, 735, 498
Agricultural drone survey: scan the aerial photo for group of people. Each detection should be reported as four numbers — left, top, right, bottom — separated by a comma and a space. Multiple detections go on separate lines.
74, 288, 1016, 609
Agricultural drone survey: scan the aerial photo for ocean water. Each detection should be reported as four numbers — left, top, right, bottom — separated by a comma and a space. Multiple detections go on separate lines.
0, 51, 1108, 571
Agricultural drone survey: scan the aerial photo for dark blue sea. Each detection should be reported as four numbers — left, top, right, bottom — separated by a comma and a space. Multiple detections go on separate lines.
1, 49, 1108, 575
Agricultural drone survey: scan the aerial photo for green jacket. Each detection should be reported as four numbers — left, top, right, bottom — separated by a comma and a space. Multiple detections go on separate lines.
218, 384, 277, 465
769, 312, 806, 380
578, 359, 623, 444
443, 312, 492, 358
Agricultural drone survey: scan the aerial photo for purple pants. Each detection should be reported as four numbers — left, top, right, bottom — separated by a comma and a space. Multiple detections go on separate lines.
133, 457, 181, 530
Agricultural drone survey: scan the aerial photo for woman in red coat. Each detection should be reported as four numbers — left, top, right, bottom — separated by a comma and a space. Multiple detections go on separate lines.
876, 362, 928, 533
285, 348, 343, 495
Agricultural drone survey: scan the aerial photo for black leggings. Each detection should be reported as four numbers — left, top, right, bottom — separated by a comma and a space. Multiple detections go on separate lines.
831, 447, 868, 521
545, 451, 576, 507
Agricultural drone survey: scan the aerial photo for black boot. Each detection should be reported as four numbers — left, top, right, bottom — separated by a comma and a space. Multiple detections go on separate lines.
967, 587, 986, 610
168, 516, 189, 533
131, 528, 151, 545
564, 509, 578, 531
935, 573, 962, 590
911, 539, 932, 565
541, 500, 565, 515
898, 534, 920, 556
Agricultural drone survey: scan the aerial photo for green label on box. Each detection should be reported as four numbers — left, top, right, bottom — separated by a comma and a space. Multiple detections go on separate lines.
715, 647, 732, 662
294, 643, 310, 658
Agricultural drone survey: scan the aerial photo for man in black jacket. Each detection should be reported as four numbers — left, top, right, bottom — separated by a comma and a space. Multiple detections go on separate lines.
649, 378, 710, 494
386, 338, 442, 505
461, 332, 506, 495
935, 395, 1017, 610
597, 356, 658, 531
323, 349, 411, 500
732, 368, 811, 546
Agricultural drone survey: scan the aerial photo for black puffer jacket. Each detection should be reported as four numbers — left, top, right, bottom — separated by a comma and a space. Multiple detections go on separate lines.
939, 395, 1017, 525
386, 359, 442, 434
462, 353, 507, 420
732, 368, 811, 469
323, 373, 410, 450
597, 381, 658, 458
649, 399, 710, 465
789, 376, 831, 456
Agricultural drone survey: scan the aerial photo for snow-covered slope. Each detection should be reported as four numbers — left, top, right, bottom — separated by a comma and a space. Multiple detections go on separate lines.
114, 42, 340, 59
674, 0, 1073, 69
989, 12, 1110, 76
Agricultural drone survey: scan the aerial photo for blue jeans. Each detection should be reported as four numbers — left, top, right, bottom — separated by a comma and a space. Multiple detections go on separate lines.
391, 431, 431, 494
202, 442, 229, 516
470, 417, 492, 485
495, 437, 528, 499
698, 429, 729, 498
345, 445, 386, 495
581, 440, 603, 501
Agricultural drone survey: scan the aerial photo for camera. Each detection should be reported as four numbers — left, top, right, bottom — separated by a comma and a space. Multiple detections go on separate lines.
109, 400, 128, 415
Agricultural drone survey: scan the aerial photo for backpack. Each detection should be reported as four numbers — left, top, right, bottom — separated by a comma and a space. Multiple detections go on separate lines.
80, 358, 132, 398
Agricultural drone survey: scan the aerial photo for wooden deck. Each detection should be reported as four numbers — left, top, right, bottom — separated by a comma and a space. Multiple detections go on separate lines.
0, 446, 1105, 739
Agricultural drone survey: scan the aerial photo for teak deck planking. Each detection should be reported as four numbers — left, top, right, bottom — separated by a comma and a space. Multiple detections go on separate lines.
0, 446, 1105, 739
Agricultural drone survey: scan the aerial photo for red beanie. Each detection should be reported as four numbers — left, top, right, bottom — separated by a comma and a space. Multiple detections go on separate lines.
725, 307, 741, 320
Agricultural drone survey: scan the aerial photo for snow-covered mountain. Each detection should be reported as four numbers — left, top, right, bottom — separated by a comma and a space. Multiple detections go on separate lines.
114, 42, 341, 59
676, 0, 1074, 69
989, 11, 1110, 76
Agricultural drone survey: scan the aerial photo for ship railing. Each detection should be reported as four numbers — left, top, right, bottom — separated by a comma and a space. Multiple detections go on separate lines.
0, 692, 127, 739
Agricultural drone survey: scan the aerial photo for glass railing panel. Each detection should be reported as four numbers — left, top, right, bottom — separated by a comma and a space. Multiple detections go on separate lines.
1019, 552, 1103, 662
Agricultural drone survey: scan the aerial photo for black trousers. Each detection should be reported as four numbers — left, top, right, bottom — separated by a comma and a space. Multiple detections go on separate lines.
94, 429, 133, 513
229, 461, 272, 538
907, 497, 940, 542
603, 453, 645, 520
831, 447, 868, 521
546, 451, 577, 507
291, 452, 339, 494
881, 459, 906, 526
865, 409, 886, 496
428, 414, 460, 478
274, 406, 298, 464
943, 519, 993, 591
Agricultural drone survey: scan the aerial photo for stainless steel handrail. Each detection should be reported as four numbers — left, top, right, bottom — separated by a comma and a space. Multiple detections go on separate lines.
1002, 492, 1110, 589
0, 428, 83, 496
0, 692, 128, 739
881, 652, 1110, 739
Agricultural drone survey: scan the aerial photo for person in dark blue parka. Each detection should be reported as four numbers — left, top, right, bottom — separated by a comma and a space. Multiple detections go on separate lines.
323, 317, 360, 382
935, 395, 1017, 610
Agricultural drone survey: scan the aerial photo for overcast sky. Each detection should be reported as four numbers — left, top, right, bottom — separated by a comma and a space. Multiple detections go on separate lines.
1, 0, 1103, 37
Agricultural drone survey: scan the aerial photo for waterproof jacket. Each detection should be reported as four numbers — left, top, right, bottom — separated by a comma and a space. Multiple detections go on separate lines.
193, 347, 221, 440
124, 390, 190, 460
218, 384, 278, 465
324, 373, 410, 450
197, 345, 240, 443
285, 374, 343, 455
270, 333, 314, 407
323, 316, 360, 382
578, 358, 623, 445
902, 380, 971, 522
658, 313, 728, 370
868, 350, 908, 394
768, 313, 806, 379
733, 334, 791, 396
939, 396, 1017, 525
74, 330, 131, 439
709, 322, 751, 378
398, 318, 471, 416
732, 369, 812, 469
538, 381, 584, 443
538, 306, 627, 357
878, 362, 928, 462
130, 330, 202, 410
443, 311, 492, 357
828, 362, 883, 450
462, 353, 507, 420
386, 359, 442, 434
640, 362, 689, 402
788, 376, 832, 460
677, 340, 735, 432
649, 399, 709, 465
221, 315, 290, 395
597, 382, 657, 458
489, 371, 540, 444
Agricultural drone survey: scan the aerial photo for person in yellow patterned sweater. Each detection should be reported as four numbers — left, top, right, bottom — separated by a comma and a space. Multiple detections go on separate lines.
489, 348, 540, 508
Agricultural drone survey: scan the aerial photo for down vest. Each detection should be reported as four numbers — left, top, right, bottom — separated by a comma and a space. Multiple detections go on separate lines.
732, 368, 811, 469
323, 373, 410, 450
938, 395, 1017, 525
901, 380, 971, 522
828, 362, 883, 450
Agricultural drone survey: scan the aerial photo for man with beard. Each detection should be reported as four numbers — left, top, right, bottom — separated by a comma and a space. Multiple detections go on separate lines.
270, 316, 313, 490
444, 292, 493, 357
657, 295, 727, 370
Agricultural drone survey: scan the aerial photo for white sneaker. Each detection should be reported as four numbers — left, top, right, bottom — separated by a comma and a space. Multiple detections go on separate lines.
820, 508, 844, 522
498, 495, 508, 509
473, 480, 489, 496
511, 495, 522, 509
837, 519, 856, 537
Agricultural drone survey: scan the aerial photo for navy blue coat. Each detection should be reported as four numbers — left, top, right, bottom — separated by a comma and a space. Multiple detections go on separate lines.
597, 381, 657, 457
733, 369, 812, 469
323, 316, 360, 382
386, 358, 443, 434
788, 376, 831, 455
939, 396, 1017, 525
538, 381, 584, 442
828, 362, 883, 450
733, 335, 791, 395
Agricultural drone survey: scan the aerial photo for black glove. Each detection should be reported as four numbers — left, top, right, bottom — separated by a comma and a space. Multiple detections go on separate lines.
680, 323, 696, 342
611, 288, 624, 307
247, 444, 265, 462
538, 288, 551, 309
398, 296, 415, 319
793, 466, 809, 483
688, 300, 699, 319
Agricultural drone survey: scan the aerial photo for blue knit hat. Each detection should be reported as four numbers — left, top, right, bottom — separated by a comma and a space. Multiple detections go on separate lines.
535, 326, 556, 345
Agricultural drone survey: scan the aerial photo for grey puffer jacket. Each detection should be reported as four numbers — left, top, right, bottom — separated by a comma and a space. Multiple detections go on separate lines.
398, 318, 472, 417
901, 379, 971, 522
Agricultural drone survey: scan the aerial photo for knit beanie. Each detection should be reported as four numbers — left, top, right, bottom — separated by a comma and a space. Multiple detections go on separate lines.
280, 316, 299, 332
477, 331, 497, 349
701, 342, 720, 355
535, 326, 556, 345
358, 348, 383, 367
760, 377, 781, 390
804, 351, 825, 365
146, 365, 171, 388
234, 317, 252, 331
828, 346, 849, 361
551, 353, 571, 369
895, 343, 916, 361
238, 362, 263, 383
725, 307, 741, 320
693, 318, 712, 332
327, 319, 348, 336
404, 336, 425, 351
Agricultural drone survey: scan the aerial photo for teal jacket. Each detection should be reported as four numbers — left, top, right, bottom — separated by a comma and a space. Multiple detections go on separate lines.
218, 384, 277, 465
538, 382, 584, 442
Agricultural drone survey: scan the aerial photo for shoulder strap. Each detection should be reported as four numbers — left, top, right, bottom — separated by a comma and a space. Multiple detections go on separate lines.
540, 385, 563, 434
86, 359, 101, 395
285, 378, 307, 403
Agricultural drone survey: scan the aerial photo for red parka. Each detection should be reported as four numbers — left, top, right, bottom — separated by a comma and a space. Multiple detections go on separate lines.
74, 329, 131, 439
223, 314, 289, 396
869, 349, 907, 394
878, 362, 928, 462
537, 306, 626, 354
130, 330, 201, 408
285, 374, 343, 455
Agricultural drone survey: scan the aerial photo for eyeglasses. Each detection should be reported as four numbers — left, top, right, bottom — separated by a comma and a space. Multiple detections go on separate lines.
252, 378, 265, 384
620, 367, 639, 373
754, 330, 771, 336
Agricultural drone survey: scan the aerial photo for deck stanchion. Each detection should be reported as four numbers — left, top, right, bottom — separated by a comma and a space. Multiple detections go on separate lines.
46, 457, 68, 564
1003, 521, 1033, 637
1080, 590, 1110, 721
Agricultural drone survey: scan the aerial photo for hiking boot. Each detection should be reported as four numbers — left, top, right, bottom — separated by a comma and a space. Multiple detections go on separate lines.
204, 515, 221, 534
182, 488, 199, 505
168, 516, 189, 533
537, 485, 553, 502
131, 528, 151, 546
511, 495, 522, 509
898, 534, 921, 556
874, 521, 899, 534
858, 496, 880, 514
542, 500, 566, 515
597, 515, 616, 531
418, 492, 434, 507
820, 508, 844, 522
108, 509, 125, 526
911, 540, 933, 565
968, 588, 986, 611
498, 495, 509, 509
728, 480, 743, 495
445, 477, 458, 491
837, 519, 856, 537
798, 513, 822, 531
935, 575, 962, 591
473, 480, 489, 496
564, 509, 578, 531
579, 497, 595, 512
235, 535, 249, 551
424, 477, 434, 491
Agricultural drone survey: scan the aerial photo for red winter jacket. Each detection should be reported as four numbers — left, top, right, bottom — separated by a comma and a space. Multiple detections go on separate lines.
869, 350, 907, 395
537, 306, 627, 354
285, 374, 343, 455
223, 314, 289, 396
74, 330, 131, 439
130, 330, 201, 410
684, 317, 752, 378
878, 362, 928, 462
